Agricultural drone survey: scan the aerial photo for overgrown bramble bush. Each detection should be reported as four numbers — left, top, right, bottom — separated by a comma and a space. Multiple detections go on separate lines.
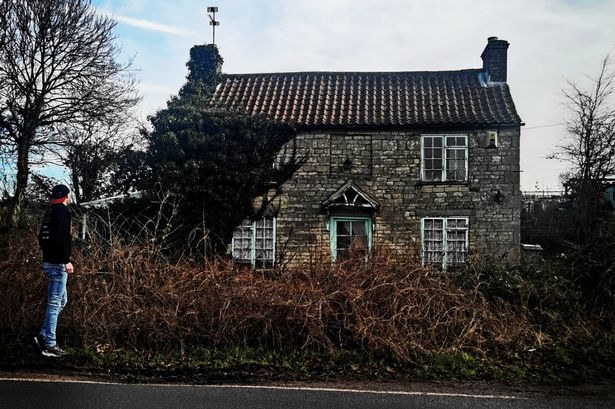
460, 222, 615, 347
2, 210, 613, 362
1, 225, 534, 361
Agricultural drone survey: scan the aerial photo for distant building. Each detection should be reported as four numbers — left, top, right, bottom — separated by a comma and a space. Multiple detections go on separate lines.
521, 190, 564, 214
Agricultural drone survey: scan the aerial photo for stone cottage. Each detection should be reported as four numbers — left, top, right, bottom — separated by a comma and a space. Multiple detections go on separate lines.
212, 37, 523, 269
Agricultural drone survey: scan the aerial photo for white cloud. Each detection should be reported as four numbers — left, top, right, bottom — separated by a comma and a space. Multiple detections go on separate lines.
140, 83, 177, 94
96, 0, 615, 190
215, 0, 615, 190
97, 8, 190, 36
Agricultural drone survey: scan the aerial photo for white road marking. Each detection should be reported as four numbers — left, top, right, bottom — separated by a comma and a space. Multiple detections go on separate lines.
209, 384, 527, 400
0, 377, 527, 400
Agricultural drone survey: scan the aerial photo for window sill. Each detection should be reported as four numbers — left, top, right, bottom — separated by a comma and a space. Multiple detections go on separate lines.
415, 181, 469, 187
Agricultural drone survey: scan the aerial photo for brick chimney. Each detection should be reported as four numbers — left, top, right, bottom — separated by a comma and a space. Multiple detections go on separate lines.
481, 37, 509, 83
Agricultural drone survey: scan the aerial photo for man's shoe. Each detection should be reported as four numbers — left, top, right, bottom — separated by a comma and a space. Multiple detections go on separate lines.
41, 345, 67, 358
33, 335, 45, 354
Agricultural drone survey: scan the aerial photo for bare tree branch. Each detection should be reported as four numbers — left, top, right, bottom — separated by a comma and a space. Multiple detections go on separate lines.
551, 53, 615, 241
0, 0, 140, 226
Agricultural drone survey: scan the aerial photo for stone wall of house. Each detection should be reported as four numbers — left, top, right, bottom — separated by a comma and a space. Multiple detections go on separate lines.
269, 128, 521, 266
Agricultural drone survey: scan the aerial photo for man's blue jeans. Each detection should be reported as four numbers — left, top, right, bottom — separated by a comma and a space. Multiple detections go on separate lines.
39, 262, 68, 348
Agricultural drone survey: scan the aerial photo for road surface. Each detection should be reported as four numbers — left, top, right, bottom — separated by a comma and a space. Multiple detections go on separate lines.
0, 378, 612, 408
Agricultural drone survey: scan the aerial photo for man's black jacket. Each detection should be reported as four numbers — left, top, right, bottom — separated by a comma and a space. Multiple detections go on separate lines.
38, 204, 72, 264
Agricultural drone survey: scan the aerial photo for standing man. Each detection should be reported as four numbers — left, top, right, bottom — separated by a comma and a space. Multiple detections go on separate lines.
34, 184, 73, 358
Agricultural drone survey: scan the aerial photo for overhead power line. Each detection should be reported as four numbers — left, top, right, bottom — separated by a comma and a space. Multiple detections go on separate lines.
523, 122, 565, 130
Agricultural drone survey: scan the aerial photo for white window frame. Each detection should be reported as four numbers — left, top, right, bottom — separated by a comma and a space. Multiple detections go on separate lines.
421, 135, 468, 182
420, 217, 469, 269
231, 217, 276, 267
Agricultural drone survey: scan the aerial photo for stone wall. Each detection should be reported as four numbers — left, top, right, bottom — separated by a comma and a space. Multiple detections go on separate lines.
268, 128, 521, 266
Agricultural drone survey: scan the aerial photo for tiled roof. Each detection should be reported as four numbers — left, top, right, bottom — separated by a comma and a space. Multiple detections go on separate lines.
211, 69, 522, 128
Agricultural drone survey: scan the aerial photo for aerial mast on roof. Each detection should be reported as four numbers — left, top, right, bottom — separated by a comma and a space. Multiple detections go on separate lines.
207, 6, 219, 45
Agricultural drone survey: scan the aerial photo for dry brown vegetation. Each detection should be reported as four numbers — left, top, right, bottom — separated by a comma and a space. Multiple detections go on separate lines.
2, 227, 538, 362
2, 206, 614, 363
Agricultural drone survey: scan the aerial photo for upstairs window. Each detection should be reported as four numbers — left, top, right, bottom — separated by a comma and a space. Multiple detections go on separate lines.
232, 217, 276, 268
421, 217, 469, 269
422, 135, 468, 182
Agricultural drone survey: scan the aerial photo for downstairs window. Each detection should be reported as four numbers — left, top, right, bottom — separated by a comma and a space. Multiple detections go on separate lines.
329, 216, 372, 261
232, 217, 276, 268
421, 217, 468, 269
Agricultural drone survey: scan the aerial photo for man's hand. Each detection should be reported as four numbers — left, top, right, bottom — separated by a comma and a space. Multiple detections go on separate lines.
65, 262, 74, 274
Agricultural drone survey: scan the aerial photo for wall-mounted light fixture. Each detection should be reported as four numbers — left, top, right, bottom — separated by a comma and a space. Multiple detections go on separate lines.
494, 189, 504, 204
342, 157, 353, 172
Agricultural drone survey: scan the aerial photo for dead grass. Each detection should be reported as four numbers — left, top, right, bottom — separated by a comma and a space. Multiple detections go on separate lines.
0, 226, 537, 361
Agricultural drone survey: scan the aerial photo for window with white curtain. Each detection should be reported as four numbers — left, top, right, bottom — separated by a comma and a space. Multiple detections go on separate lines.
232, 217, 276, 268
421, 217, 468, 269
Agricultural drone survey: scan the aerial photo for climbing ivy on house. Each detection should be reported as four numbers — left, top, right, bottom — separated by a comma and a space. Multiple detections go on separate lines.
144, 44, 303, 255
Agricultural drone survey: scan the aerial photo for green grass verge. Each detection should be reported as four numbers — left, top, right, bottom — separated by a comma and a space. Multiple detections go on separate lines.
1, 334, 613, 385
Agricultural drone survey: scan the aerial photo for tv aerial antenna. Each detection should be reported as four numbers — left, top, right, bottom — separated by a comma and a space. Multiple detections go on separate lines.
207, 6, 220, 45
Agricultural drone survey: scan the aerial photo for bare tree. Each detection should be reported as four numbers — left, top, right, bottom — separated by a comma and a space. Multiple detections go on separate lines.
551, 54, 615, 240
0, 0, 139, 227
0, 2, 7, 50
559, 55, 615, 180
58, 118, 143, 204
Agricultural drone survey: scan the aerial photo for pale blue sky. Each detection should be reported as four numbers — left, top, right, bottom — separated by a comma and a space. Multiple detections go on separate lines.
89, 0, 615, 191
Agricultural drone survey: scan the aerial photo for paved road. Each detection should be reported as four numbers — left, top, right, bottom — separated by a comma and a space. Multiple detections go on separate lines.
0, 378, 612, 409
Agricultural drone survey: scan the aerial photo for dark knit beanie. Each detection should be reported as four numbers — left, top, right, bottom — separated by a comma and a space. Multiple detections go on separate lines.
50, 184, 70, 199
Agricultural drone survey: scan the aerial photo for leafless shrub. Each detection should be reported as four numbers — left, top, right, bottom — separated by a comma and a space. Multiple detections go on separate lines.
2, 214, 609, 361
